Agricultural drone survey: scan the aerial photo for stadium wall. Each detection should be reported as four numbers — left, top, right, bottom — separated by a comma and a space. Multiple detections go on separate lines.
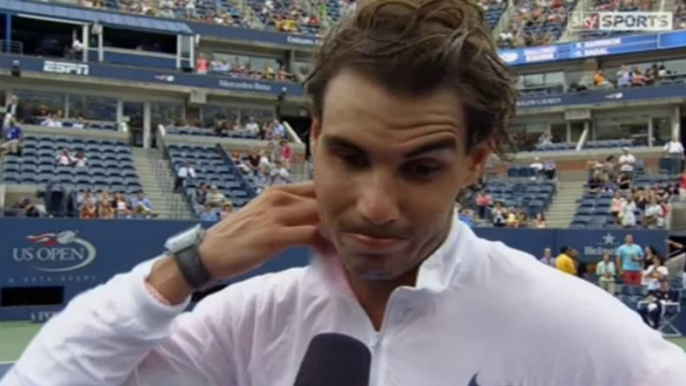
0, 218, 669, 320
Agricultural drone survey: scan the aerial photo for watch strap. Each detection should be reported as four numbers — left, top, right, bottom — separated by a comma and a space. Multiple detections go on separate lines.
172, 245, 212, 290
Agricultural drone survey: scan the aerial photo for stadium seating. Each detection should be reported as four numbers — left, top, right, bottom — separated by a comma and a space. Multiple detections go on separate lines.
1, 134, 142, 194
483, 173, 557, 217
167, 143, 256, 216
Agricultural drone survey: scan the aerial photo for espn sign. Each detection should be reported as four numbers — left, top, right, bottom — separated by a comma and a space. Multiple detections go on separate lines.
42, 61, 90, 76
570, 12, 672, 31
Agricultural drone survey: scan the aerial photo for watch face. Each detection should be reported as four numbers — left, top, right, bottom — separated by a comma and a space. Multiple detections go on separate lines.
165, 225, 201, 252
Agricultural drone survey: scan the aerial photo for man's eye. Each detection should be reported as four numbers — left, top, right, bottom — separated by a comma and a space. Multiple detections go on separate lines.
403, 161, 443, 179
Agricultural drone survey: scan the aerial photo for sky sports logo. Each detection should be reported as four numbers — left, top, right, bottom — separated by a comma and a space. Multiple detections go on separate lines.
570, 12, 672, 31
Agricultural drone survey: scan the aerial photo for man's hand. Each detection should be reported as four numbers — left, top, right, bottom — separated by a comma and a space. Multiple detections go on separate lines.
148, 182, 332, 305
198, 182, 331, 281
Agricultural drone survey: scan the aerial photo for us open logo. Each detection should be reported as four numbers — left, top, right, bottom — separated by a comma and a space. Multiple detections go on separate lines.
12, 231, 97, 272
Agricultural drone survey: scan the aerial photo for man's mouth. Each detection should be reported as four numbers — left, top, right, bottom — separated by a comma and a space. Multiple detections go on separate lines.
344, 232, 406, 251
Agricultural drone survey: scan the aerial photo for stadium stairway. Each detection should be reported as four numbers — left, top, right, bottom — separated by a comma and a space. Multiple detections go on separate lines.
545, 179, 586, 228
131, 148, 193, 220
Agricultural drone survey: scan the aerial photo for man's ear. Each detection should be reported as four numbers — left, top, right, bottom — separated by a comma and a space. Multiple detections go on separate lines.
465, 144, 491, 185
309, 116, 322, 156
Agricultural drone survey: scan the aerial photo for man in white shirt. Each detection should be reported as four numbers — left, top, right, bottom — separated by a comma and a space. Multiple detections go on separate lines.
173, 162, 196, 193
245, 117, 260, 136
4, 1, 686, 385
269, 159, 291, 186
618, 147, 636, 173
55, 148, 73, 166
664, 137, 684, 157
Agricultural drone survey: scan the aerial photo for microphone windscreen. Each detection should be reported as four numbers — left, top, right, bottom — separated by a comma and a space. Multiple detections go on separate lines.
293, 333, 372, 386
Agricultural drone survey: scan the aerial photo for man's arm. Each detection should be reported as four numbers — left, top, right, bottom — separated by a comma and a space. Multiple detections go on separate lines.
0, 257, 234, 386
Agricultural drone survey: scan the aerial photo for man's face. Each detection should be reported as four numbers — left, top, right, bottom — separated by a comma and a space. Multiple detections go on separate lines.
626, 234, 633, 244
543, 248, 551, 257
310, 70, 488, 281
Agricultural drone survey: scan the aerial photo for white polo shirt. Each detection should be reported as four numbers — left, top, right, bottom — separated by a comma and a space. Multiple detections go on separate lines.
664, 141, 684, 155
3, 221, 686, 386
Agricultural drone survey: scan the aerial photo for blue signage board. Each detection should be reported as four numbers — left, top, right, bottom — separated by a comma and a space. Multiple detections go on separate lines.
2, 55, 685, 110
498, 30, 686, 67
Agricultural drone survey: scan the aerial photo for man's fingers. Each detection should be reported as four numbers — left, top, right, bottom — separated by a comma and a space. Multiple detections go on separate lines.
276, 199, 320, 226
274, 225, 329, 249
271, 182, 316, 198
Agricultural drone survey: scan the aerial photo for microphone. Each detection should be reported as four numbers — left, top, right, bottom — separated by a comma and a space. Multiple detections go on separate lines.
293, 333, 372, 386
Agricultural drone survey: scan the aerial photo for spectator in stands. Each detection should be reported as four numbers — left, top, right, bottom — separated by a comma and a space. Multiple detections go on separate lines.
505, 206, 519, 228
680, 167, 686, 199
71, 37, 84, 61
131, 191, 155, 217
643, 254, 669, 291
638, 279, 674, 329
517, 211, 529, 228
41, 114, 61, 128
272, 119, 286, 139
72, 150, 88, 168
556, 246, 577, 276
593, 69, 613, 89
533, 212, 547, 228
72, 116, 86, 129
279, 139, 292, 170
604, 155, 617, 180
631, 67, 647, 86
619, 196, 637, 228
246, 149, 261, 173
543, 159, 556, 180
80, 201, 97, 219
617, 66, 631, 88
174, 162, 196, 193
616, 234, 644, 286
530, 157, 543, 177
245, 117, 260, 137
491, 201, 506, 227
610, 192, 625, 222
97, 198, 115, 219
643, 197, 665, 228
56, 148, 73, 166
196, 53, 208, 75
458, 208, 473, 227
537, 131, 553, 147
475, 190, 492, 219
11, 197, 40, 218
663, 135, 684, 158
206, 186, 227, 207
0, 118, 22, 158
78, 189, 96, 209
2, 95, 23, 130
616, 172, 631, 194
199, 204, 218, 222
596, 253, 616, 294
539, 248, 556, 267
113, 192, 132, 218
195, 183, 208, 205
219, 202, 234, 220
269, 159, 291, 186
618, 148, 636, 174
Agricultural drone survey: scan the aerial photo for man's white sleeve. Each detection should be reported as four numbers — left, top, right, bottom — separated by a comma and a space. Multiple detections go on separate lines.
0, 259, 237, 386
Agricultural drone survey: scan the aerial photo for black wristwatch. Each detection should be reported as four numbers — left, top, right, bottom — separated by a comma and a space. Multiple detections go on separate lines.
164, 224, 211, 289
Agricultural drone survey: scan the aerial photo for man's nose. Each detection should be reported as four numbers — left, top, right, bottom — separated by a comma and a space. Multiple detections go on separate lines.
356, 173, 400, 226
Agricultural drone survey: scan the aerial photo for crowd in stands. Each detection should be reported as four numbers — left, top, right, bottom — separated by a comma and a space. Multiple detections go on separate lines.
497, 0, 574, 48
196, 54, 295, 82
583, 148, 685, 229
541, 236, 684, 331
75, 189, 156, 219
592, 63, 675, 90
